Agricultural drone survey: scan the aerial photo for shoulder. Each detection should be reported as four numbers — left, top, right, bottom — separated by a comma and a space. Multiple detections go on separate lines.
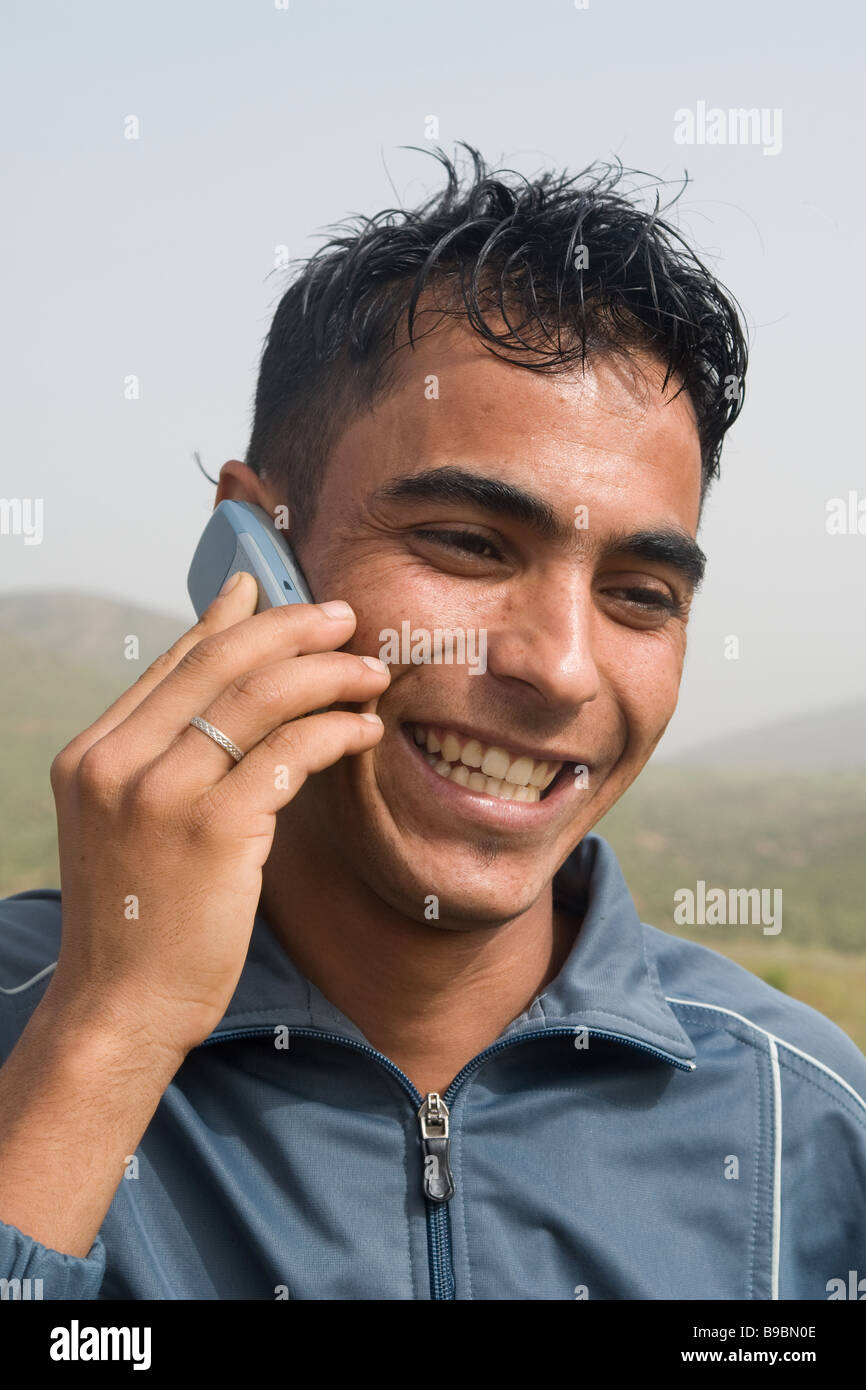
643, 921, 866, 1114
0, 890, 62, 1049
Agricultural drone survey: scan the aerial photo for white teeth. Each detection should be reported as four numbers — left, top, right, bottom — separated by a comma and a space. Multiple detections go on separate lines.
441, 732, 461, 763
413, 723, 561, 804
427, 758, 541, 802
461, 739, 484, 768
480, 746, 510, 779
505, 756, 534, 787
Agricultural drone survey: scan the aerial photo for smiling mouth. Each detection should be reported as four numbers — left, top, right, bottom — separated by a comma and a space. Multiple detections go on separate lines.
405, 723, 566, 803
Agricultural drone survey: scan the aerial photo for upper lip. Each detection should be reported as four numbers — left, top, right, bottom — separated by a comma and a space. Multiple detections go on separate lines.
402, 719, 582, 767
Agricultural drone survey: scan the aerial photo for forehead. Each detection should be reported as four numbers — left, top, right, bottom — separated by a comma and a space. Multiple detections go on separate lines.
323, 318, 703, 531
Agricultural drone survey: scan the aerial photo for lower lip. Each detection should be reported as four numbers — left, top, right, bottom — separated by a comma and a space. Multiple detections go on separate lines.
395, 725, 576, 830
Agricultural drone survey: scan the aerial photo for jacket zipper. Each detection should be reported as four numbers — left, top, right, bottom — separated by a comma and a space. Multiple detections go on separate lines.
418, 1093, 456, 1299
197, 1023, 694, 1299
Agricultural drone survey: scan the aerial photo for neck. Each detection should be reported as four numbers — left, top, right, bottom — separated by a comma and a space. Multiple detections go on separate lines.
259, 819, 577, 1098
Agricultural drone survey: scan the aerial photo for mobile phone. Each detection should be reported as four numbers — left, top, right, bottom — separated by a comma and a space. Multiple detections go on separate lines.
187, 500, 315, 618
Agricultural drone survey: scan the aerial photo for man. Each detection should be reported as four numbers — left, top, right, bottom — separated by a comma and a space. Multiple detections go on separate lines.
0, 148, 863, 1301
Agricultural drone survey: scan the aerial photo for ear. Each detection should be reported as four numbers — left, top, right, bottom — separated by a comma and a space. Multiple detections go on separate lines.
215, 460, 274, 509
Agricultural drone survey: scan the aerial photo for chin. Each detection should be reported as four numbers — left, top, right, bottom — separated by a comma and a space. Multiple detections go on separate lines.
352, 819, 564, 928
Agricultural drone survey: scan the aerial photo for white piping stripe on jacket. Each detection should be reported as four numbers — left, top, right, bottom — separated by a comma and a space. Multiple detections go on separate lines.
0, 961, 57, 994
768, 1036, 782, 1301
666, 996, 866, 1114
667, 994, 866, 1303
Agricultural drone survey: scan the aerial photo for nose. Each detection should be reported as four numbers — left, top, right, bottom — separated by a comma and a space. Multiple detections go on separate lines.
484, 573, 601, 711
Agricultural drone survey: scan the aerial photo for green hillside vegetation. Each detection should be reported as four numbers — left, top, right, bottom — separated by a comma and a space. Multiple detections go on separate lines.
597, 768, 866, 1049
0, 631, 120, 892
596, 767, 866, 953
0, 595, 184, 894
1, 591, 864, 1049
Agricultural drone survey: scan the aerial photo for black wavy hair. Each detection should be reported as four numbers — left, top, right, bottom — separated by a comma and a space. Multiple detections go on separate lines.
245, 144, 749, 539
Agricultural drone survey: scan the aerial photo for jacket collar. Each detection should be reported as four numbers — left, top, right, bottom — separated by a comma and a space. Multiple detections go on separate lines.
203, 833, 696, 1066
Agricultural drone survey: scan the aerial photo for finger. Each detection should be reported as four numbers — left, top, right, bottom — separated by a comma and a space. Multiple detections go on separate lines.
204, 710, 385, 821
157, 650, 390, 791
59, 571, 260, 762
110, 597, 361, 757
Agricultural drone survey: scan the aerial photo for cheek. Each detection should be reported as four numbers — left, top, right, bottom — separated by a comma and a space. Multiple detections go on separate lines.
604, 631, 686, 739
308, 549, 413, 655
342, 559, 486, 656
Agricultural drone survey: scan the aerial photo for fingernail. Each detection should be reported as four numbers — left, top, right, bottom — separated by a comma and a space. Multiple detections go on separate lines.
219, 571, 243, 595
360, 655, 389, 673
320, 600, 355, 620
359, 712, 383, 725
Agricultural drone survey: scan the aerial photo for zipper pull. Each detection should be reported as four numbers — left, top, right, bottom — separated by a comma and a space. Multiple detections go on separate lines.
418, 1092, 455, 1203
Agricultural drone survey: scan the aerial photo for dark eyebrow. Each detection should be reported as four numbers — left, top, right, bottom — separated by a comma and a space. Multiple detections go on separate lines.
372, 465, 706, 588
373, 467, 561, 539
606, 529, 706, 588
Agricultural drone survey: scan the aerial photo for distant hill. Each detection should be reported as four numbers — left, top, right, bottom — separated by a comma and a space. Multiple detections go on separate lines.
0, 591, 186, 680
671, 698, 866, 769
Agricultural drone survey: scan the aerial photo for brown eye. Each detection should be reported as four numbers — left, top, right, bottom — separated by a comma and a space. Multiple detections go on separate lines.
610, 588, 680, 612
599, 584, 687, 629
412, 529, 505, 561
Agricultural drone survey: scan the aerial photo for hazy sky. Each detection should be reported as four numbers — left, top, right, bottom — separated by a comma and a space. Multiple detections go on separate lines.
2, 0, 864, 756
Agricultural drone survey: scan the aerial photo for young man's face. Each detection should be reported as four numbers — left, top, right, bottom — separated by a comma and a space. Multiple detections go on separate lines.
264, 323, 703, 926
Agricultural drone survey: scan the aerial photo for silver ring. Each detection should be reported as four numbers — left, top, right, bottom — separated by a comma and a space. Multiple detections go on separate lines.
189, 716, 244, 762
